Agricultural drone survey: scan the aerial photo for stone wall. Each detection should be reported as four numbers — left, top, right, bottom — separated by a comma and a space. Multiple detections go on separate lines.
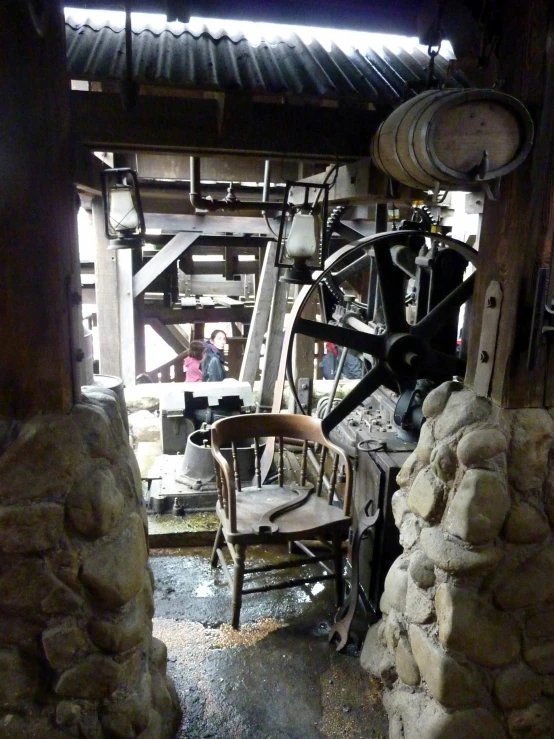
0, 387, 181, 738
361, 381, 554, 738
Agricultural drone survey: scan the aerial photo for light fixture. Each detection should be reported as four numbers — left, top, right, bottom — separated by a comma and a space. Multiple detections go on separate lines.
101, 168, 145, 250
275, 181, 330, 285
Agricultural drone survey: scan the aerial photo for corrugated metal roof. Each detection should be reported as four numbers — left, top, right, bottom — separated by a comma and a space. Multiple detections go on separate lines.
65, 11, 466, 105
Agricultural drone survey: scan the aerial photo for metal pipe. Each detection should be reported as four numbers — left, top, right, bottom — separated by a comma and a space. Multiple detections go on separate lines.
262, 160, 271, 204
189, 156, 282, 212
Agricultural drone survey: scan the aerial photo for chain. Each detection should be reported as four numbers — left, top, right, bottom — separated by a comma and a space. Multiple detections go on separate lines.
424, 0, 447, 90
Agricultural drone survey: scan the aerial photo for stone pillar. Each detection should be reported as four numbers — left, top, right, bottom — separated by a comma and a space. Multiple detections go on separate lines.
0, 387, 181, 738
361, 381, 554, 738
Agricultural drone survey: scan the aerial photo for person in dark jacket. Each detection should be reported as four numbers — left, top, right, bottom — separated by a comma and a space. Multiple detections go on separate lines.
319, 342, 363, 380
201, 330, 227, 381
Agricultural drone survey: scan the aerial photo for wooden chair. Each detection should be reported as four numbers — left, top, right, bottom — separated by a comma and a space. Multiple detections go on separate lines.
210, 413, 353, 629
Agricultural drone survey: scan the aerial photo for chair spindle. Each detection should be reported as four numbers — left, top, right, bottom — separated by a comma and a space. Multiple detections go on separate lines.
327, 453, 340, 504
316, 447, 327, 497
231, 442, 241, 492
254, 437, 261, 488
300, 440, 308, 486
278, 436, 284, 487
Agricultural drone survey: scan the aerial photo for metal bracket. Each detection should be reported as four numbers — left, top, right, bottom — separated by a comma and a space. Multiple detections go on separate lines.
474, 280, 503, 398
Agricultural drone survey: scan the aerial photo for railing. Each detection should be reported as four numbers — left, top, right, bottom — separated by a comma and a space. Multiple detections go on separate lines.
147, 349, 188, 383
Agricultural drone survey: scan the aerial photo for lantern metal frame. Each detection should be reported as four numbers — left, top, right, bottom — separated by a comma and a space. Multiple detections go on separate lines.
274, 181, 330, 285
100, 167, 146, 250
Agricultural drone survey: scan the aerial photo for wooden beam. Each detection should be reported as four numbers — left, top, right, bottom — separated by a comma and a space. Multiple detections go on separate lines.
74, 146, 105, 196
144, 213, 275, 235
118, 250, 136, 386
258, 278, 290, 407
239, 241, 279, 386
143, 304, 254, 325
0, 4, 77, 417
133, 232, 198, 298
466, 0, 554, 408
148, 318, 189, 353
93, 197, 122, 376
134, 153, 302, 183
71, 91, 376, 160
291, 159, 421, 206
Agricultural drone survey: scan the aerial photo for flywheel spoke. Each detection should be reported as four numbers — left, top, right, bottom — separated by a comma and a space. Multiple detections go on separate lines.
295, 318, 385, 357
412, 273, 475, 340
373, 242, 409, 333
322, 362, 388, 435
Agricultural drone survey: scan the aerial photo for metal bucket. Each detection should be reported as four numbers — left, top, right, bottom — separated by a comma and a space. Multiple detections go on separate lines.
176, 429, 264, 491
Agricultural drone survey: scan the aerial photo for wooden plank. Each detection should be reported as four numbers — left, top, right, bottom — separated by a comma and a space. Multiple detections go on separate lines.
149, 531, 217, 548
135, 152, 299, 183
180, 297, 197, 308
144, 213, 274, 235
214, 296, 242, 306
258, 276, 290, 407
239, 241, 279, 386
0, 4, 77, 416
133, 232, 198, 298
199, 297, 215, 307
189, 276, 245, 296
70, 90, 376, 159
93, 197, 122, 376
143, 305, 254, 325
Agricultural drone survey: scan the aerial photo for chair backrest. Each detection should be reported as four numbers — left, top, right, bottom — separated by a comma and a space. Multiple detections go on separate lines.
211, 413, 352, 532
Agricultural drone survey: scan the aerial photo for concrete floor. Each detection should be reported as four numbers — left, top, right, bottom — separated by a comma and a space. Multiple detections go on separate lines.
150, 545, 388, 739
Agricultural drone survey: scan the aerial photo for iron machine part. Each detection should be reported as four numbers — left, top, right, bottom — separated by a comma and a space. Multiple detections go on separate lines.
282, 229, 477, 439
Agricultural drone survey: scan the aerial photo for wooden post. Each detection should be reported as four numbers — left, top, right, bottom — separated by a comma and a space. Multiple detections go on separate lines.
133, 249, 146, 376
0, 3, 80, 417
465, 0, 554, 408
93, 197, 122, 377
258, 277, 290, 408
239, 241, 278, 385
118, 250, 136, 386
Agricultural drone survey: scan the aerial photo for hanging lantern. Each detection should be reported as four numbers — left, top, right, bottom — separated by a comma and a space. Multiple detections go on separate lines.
101, 168, 145, 250
275, 181, 330, 285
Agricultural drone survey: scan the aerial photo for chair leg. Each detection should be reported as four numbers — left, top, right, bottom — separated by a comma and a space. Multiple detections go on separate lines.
231, 544, 246, 630
210, 524, 224, 568
332, 532, 344, 608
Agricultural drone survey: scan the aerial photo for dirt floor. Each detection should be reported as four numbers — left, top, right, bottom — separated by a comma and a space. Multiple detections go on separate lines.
150, 545, 389, 739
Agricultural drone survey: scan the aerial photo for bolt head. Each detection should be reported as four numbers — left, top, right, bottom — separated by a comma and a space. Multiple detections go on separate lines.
480, 350, 489, 363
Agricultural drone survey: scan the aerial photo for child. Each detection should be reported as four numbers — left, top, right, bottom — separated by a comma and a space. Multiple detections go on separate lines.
183, 340, 204, 382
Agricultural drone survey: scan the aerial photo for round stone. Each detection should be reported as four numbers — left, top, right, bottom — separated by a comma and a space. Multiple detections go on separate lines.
457, 428, 507, 468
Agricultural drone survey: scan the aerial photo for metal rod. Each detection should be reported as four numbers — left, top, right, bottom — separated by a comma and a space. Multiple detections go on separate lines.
245, 554, 335, 574
243, 574, 335, 594
189, 156, 282, 212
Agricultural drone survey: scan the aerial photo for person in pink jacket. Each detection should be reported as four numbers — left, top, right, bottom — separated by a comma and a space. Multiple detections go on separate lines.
183, 340, 204, 382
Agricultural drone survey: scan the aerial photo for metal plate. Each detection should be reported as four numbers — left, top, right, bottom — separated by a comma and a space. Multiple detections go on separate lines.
473, 280, 503, 398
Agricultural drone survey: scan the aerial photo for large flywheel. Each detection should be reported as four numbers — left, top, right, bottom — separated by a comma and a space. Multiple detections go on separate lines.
278, 229, 477, 437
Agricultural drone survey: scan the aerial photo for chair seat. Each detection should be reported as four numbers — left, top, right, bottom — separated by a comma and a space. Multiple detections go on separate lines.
216, 484, 351, 544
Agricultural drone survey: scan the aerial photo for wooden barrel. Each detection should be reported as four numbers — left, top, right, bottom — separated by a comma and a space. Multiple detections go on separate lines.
371, 88, 534, 190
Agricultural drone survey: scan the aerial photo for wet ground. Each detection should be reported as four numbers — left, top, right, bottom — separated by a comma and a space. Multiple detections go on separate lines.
150, 546, 388, 739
